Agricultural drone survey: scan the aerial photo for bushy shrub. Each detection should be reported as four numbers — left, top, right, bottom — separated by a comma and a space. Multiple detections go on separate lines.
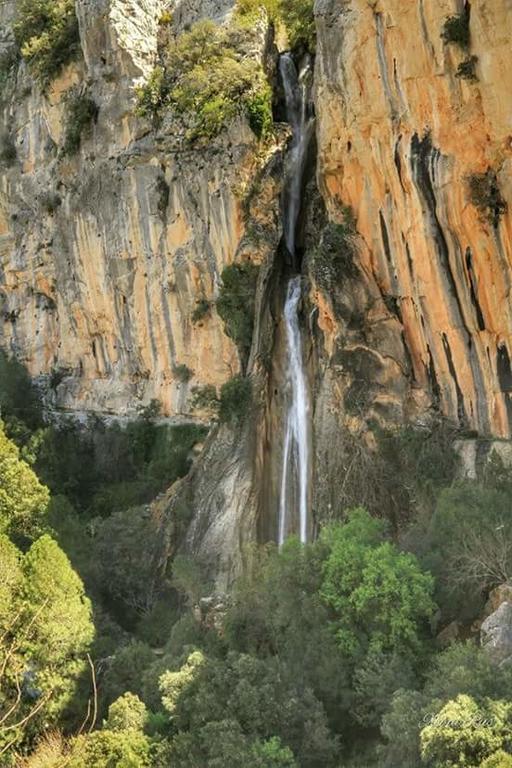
310, 207, 358, 291
236, 0, 315, 50
191, 298, 211, 324
278, 0, 315, 50
40, 191, 62, 213
420, 695, 512, 768
467, 170, 507, 227
456, 55, 478, 81
13, 0, 80, 86
63, 93, 98, 155
441, 10, 470, 49
173, 364, 192, 383
219, 376, 252, 425
216, 262, 259, 362
190, 384, 219, 415
136, 20, 273, 142
0, 48, 20, 88
245, 82, 273, 139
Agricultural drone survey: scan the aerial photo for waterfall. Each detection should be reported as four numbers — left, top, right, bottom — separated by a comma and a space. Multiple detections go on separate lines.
279, 53, 314, 261
277, 53, 314, 546
278, 277, 311, 545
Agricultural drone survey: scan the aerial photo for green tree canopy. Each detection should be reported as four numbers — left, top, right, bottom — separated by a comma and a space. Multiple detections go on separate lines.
420, 695, 512, 768
320, 508, 436, 658
0, 426, 49, 538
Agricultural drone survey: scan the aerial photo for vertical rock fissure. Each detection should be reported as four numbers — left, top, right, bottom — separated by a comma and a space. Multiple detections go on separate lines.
277, 53, 314, 546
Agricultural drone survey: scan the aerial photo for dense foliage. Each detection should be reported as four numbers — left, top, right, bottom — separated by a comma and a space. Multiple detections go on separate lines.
13, 0, 80, 86
2, 350, 512, 766
136, 19, 273, 142
236, 0, 316, 50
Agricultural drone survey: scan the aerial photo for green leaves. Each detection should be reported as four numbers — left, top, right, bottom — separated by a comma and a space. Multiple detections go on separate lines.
420, 695, 512, 768
320, 509, 436, 658
0, 425, 49, 539
13, 0, 80, 86
136, 19, 273, 142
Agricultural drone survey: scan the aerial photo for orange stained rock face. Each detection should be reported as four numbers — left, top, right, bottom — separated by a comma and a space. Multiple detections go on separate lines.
315, 0, 512, 436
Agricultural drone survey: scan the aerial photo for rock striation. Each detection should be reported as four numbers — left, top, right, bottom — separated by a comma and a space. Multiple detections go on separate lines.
2, 0, 512, 581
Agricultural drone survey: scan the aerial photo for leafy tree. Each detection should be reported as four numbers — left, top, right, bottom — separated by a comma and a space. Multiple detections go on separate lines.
424, 642, 512, 705
0, 534, 22, 627
159, 651, 339, 768
352, 649, 417, 728
0, 426, 49, 539
0, 351, 43, 444
225, 537, 351, 723
425, 483, 512, 621
100, 642, 155, 712
379, 688, 425, 768
92, 507, 163, 618
378, 643, 512, 768
420, 695, 512, 768
253, 736, 298, 767
106, 693, 147, 733
481, 752, 512, 768
320, 508, 436, 659
22, 535, 93, 666
0, 535, 93, 754
68, 729, 151, 768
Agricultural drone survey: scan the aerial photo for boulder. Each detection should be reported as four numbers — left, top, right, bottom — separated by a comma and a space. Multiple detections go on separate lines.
480, 601, 512, 666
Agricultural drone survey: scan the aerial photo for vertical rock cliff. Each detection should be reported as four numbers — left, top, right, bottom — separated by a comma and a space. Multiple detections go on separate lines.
2, 0, 512, 584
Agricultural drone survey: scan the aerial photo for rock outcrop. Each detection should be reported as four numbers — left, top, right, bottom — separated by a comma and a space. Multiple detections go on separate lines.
0, 0, 280, 418
480, 584, 512, 664
313, 0, 512, 439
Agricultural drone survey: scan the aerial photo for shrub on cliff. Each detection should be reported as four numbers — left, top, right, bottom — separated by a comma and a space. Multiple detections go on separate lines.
217, 262, 260, 363
467, 170, 507, 228
236, 0, 315, 50
456, 55, 478, 82
309, 207, 358, 291
441, 9, 470, 49
63, 92, 99, 155
136, 19, 273, 142
13, 0, 80, 86
219, 376, 252, 425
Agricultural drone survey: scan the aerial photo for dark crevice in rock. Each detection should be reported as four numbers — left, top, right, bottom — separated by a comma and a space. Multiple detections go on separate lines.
405, 240, 414, 279
442, 333, 467, 425
379, 210, 393, 265
394, 135, 405, 191
426, 344, 441, 405
497, 344, 512, 392
465, 247, 486, 331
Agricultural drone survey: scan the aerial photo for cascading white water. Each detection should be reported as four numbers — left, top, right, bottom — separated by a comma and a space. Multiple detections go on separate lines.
278, 277, 311, 545
277, 54, 314, 546
279, 53, 314, 260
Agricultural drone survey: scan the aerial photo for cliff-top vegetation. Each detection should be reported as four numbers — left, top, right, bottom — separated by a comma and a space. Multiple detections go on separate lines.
13, 0, 80, 86
136, 19, 273, 143
236, 0, 316, 50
